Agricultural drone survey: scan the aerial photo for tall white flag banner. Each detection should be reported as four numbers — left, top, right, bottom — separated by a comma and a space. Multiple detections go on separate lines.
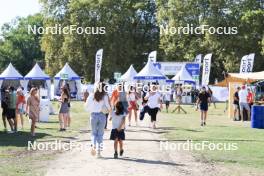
94, 49, 103, 83
201, 53, 212, 86
148, 51, 157, 63
194, 54, 202, 64
240, 55, 248, 73
246, 53, 255, 72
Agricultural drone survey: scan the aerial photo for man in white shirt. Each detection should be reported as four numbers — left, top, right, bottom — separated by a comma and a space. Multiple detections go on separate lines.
238, 85, 250, 121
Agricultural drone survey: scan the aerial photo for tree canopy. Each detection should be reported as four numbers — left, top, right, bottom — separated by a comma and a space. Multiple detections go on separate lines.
0, 0, 263, 83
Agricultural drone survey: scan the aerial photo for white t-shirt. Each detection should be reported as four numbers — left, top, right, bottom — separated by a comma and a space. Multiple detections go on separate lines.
112, 112, 126, 129
164, 93, 171, 101
85, 93, 111, 113
238, 89, 248, 103
146, 92, 161, 109
127, 93, 136, 102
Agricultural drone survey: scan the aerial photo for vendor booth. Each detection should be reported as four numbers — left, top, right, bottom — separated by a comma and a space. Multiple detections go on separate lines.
215, 71, 264, 125
24, 63, 51, 98
25, 63, 51, 122
134, 60, 166, 83
120, 65, 137, 82
0, 63, 24, 93
54, 63, 82, 100
171, 66, 195, 104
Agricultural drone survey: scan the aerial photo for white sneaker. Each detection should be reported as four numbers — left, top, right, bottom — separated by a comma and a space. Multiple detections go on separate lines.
7, 131, 15, 134
96, 152, 102, 159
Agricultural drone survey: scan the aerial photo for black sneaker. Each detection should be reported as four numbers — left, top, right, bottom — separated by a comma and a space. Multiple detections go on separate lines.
201, 122, 204, 126
120, 149, 124, 156
114, 151, 118, 159
203, 122, 206, 126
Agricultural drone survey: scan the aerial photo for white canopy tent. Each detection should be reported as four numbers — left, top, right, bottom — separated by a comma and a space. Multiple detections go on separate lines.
0, 63, 24, 91
134, 60, 166, 82
0, 63, 23, 98
172, 66, 195, 84
54, 63, 82, 100
120, 65, 137, 82
24, 63, 51, 98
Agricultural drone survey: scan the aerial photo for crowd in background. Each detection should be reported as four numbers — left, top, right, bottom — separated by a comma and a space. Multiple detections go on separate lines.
233, 84, 253, 121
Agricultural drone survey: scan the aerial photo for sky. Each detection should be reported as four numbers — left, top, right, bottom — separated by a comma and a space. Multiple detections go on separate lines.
0, 0, 41, 28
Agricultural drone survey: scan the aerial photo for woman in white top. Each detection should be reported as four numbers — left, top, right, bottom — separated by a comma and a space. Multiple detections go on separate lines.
144, 84, 162, 129
127, 86, 139, 126
85, 82, 112, 158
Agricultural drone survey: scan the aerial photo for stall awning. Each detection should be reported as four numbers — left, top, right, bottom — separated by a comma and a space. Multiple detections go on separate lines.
215, 71, 264, 87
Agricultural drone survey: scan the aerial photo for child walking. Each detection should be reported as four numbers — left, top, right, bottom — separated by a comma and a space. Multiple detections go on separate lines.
110, 101, 126, 159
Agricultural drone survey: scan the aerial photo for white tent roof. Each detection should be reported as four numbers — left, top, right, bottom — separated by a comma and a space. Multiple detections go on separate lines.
0, 63, 23, 80
25, 63, 50, 80
172, 66, 194, 81
120, 65, 137, 81
54, 63, 80, 80
134, 60, 166, 80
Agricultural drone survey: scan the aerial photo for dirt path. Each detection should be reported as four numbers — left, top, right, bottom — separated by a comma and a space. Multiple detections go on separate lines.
45, 116, 227, 176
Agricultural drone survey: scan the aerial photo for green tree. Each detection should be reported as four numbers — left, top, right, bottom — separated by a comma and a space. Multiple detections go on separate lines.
0, 14, 44, 75
40, 0, 159, 81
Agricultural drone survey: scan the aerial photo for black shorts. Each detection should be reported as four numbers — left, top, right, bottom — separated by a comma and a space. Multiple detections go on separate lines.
200, 103, 208, 111
148, 107, 159, 122
165, 101, 170, 106
6, 109, 16, 119
2, 108, 8, 117
110, 129, 125, 141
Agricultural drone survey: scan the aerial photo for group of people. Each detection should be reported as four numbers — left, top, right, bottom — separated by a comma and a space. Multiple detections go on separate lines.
0, 83, 73, 136
85, 82, 163, 159
1, 81, 214, 159
1, 86, 40, 136
233, 85, 253, 121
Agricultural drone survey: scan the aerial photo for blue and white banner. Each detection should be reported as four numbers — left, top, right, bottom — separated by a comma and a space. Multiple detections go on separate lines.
194, 54, 202, 64
246, 53, 255, 72
94, 49, 103, 83
239, 53, 255, 73
201, 53, 212, 86
240, 55, 248, 73
148, 51, 157, 63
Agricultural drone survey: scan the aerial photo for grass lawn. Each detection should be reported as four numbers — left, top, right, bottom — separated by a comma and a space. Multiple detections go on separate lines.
1, 101, 264, 175
0, 101, 89, 176
159, 103, 264, 172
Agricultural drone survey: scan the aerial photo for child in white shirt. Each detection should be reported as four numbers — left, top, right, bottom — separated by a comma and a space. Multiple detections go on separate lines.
110, 101, 126, 159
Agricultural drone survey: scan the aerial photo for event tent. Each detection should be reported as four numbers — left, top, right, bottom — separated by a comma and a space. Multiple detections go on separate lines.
120, 65, 137, 82
0, 63, 24, 90
134, 60, 166, 80
172, 66, 195, 83
24, 63, 51, 98
215, 71, 264, 87
54, 63, 82, 100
